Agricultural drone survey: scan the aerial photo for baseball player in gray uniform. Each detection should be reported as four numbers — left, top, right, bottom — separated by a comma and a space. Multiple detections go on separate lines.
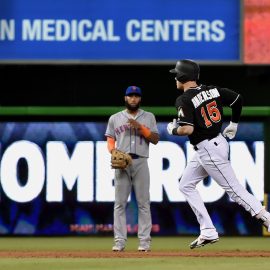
105, 86, 159, 252
167, 59, 270, 249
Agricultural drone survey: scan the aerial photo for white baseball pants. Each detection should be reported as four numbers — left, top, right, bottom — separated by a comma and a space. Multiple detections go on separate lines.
179, 133, 264, 238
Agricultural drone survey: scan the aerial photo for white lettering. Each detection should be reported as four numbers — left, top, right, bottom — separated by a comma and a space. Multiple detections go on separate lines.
148, 142, 186, 202
230, 141, 264, 201
0, 19, 15, 41
42, 20, 55, 41
141, 20, 155, 41
46, 142, 94, 202
55, 20, 70, 41
92, 20, 107, 41
78, 20, 92, 41
1, 141, 45, 203
0, 140, 263, 203
107, 20, 120, 41
192, 89, 220, 108
209, 88, 220, 98
169, 20, 182, 41
22, 19, 41, 40
126, 20, 141, 41
183, 20, 196, 42
71, 20, 77, 41
20, 19, 225, 43
155, 20, 170, 41
196, 20, 210, 42
95, 142, 115, 202
126, 19, 225, 42
211, 20, 225, 42
22, 19, 120, 42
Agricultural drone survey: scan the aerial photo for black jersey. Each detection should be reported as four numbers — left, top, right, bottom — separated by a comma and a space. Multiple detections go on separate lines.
175, 84, 241, 145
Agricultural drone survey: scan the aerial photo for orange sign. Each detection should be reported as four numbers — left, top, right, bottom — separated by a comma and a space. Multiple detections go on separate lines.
244, 0, 270, 63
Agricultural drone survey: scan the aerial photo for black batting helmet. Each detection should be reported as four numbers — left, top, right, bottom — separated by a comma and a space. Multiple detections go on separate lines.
170, 59, 200, 83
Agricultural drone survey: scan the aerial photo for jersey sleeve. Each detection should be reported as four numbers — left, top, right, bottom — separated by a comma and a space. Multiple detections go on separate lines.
105, 115, 115, 138
219, 88, 240, 107
175, 97, 194, 126
149, 113, 159, 134
219, 88, 243, 123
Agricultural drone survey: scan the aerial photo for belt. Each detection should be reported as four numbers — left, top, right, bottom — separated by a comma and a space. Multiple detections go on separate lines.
193, 134, 220, 151
129, 153, 140, 159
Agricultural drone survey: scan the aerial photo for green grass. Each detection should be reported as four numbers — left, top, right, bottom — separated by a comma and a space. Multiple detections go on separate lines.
0, 236, 270, 270
1, 258, 270, 270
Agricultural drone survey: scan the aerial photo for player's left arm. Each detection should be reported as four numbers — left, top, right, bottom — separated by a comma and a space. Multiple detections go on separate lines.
219, 88, 243, 123
128, 117, 159, 145
219, 88, 243, 139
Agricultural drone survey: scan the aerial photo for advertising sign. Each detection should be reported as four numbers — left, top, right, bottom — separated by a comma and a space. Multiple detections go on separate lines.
0, 121, 263, 235
0, 0, 241, 62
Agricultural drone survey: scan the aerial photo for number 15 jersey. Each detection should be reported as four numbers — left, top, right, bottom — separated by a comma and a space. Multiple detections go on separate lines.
175, 84, 240, 145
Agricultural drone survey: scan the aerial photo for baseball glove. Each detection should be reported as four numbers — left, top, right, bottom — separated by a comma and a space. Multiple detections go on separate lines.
111, 149, 132, 169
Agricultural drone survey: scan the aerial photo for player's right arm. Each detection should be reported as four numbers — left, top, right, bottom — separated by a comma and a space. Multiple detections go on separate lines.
107, 136, 116, 153
174, 125, 194, 136
105, 115, 116, 153
168, 96, 194, 136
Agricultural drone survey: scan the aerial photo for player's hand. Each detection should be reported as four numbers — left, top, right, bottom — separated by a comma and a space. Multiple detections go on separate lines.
128, 119, 141, 130
222, 121, 238, 139
167, 119, 178, 135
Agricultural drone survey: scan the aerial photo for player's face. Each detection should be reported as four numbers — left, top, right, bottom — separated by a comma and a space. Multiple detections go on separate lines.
175, 77, 184, 91
125, 94, 141, 111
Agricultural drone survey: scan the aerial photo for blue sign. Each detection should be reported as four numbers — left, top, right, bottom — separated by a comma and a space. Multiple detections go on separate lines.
0, 0, 241, 62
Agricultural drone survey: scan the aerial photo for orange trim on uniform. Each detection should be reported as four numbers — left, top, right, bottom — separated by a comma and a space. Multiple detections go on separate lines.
140, 126, 151, 138
107, 137, 116, 153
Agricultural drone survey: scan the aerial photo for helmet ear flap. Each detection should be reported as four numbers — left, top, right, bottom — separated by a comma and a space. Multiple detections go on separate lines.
176, 73, 189, 83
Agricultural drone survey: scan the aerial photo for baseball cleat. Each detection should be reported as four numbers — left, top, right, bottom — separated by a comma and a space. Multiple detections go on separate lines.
256, 209, 270, 232
138, 241, 151, 252
112, 243, 125, 252
265, 223, 270, 233
138, 246, 151, 252
190, 235, 219, 249
112, 245, 125, 252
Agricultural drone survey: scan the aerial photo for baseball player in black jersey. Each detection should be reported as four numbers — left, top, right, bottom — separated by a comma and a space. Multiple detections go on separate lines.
167, 59, 270, 249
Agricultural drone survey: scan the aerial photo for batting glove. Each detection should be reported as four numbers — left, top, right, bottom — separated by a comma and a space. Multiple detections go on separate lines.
222, 121, 238, 139
167, 119, 178, 135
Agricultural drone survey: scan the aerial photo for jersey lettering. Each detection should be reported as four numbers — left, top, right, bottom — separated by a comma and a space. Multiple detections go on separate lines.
191, 88, 220, 108
200, 100, 221, 128
114, 124, 130, 135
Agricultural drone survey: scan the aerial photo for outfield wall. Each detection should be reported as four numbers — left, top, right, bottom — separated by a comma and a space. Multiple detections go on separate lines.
0, 106, 269, 236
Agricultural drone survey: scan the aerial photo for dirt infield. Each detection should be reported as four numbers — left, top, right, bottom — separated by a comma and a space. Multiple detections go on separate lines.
0, 250, 270, 258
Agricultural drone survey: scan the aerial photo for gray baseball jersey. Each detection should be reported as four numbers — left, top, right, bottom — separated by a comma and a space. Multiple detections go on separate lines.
105, 109, 158, 157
